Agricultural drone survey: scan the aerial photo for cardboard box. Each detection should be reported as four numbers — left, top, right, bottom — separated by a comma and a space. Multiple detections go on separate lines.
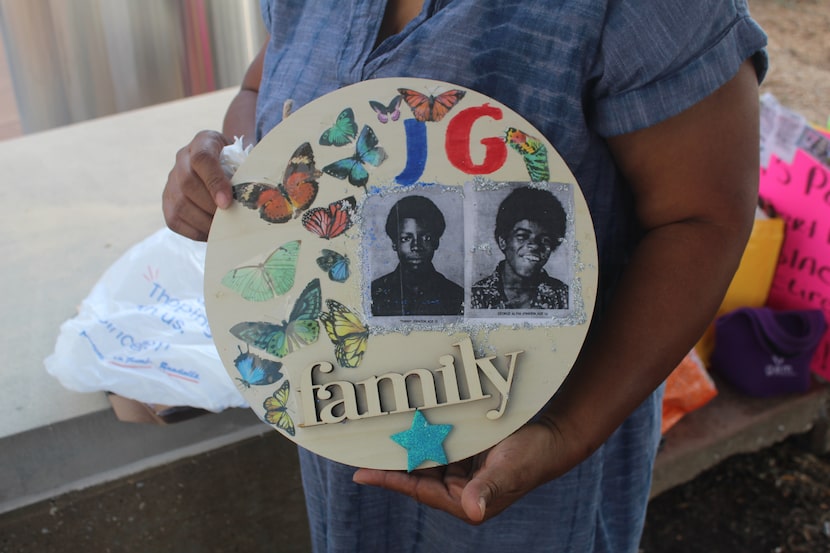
107, 393, 209, 425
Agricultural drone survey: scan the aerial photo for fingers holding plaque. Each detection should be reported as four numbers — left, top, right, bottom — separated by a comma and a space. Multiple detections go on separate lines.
204, 78, 598, 471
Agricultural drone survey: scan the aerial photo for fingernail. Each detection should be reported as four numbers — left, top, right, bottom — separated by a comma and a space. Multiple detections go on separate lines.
478, 497, 486, 518
215, 191, 230, 209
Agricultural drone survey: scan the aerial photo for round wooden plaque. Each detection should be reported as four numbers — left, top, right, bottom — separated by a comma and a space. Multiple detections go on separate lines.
205, 78, 598, 471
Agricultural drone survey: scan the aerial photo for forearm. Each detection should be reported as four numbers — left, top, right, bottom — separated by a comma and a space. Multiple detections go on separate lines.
222, 40, 267, 147
544, 212, 753, 463
222, 89, 258, 147
542, 59, 761, 467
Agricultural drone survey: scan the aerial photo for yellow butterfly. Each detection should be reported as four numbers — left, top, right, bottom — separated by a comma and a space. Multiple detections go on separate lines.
320, 300, 369, 368
263, 380, 295, 436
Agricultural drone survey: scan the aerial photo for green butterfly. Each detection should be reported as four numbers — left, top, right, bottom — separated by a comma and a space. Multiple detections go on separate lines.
505, 127, 550, 182
319, 107, 358, 147
221, 240, 301, 302
229, 278, 321, 358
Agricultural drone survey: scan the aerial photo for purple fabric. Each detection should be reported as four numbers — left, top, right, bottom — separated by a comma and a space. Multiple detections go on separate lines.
712, 307, 827, 397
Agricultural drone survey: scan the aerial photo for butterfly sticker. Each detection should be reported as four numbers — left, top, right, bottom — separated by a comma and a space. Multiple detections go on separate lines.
397, 88, 466, 122
316, 249, 350, 283
302, 196, 356, 240
369, 95, 402, 124
322, 125, 387, 188
232, 345, 283, 388
233, 142, 321, 223
230, 278, 321, 358
319, 108, 358, 147
320, 300, 369, 369
505, 127, 550, 182
263, 379, 295, 436
221, 240, 300, 302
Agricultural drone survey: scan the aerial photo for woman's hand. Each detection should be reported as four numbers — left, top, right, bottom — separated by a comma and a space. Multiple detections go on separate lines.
163, 40, 265, 241
162, 130, 234, 242
353, 417, 574, 524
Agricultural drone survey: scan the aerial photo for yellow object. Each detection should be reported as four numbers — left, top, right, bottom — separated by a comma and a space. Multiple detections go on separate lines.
695, 217, 785, 366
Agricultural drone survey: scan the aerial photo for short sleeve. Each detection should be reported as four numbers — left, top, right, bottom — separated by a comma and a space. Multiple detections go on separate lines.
259, 0, 272, 30
592, 0, 768, 137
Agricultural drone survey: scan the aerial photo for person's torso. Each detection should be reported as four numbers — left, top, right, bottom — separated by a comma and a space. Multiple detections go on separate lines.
256, 0, 764, 313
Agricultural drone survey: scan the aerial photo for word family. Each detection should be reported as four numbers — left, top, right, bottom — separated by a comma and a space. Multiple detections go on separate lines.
297, 337, 522, 426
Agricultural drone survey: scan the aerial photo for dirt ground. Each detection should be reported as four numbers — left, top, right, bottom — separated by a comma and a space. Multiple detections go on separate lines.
641, 2, 830, 552
642, 434, 830, 553
751, 0, 830, 127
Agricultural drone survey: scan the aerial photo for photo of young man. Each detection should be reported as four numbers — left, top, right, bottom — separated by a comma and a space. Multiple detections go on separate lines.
471, 186, 569, 311
370, 194, 464, 317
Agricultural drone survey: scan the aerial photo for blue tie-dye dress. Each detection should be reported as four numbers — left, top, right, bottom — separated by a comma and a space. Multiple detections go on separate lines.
253, 1, 767, 551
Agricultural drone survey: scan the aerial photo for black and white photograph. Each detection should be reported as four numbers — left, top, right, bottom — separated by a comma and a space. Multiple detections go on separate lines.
466, 183, 574, 320
364, 188, 465, 322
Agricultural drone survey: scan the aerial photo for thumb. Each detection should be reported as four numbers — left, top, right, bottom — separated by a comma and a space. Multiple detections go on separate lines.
190, 131, 234, 209
460, 470, 501, 523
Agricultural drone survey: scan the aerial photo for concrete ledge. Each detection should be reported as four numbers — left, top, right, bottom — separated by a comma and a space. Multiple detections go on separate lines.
651, 377, 830, 498
0, 407, 268, 515
0, 88, 237, 441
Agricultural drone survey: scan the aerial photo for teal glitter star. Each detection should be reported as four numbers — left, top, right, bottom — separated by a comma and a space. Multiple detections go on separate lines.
390, 410, 453, 472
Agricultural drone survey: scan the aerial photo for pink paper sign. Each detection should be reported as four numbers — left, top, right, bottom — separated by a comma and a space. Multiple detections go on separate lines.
759, 128, 830, 381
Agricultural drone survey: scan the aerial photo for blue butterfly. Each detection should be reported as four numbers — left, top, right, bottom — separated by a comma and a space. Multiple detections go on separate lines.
316, 249, 350, 283
232, 345, 284, 388
322, 125, 387, 187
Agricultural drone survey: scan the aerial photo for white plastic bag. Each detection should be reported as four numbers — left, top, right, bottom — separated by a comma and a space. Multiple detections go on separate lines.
220, 135, 252, 178
45, 228, 247, 412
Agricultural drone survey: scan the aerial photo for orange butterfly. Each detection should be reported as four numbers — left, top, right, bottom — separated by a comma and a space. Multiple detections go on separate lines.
397, 88, 466, 122
234, 142, 321, 223
302, 197, 356, 240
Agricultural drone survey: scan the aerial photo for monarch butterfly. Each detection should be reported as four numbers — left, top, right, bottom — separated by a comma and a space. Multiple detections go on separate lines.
319, 108, 358, 147
397, 88, 466, 122
230, 279, 321, 358
320, 300, 369, 368
505, 127, 550, 182
322, 126, 387, 188
302, 196, 356, 240
316, 249, 350, 283
369, 95, 402, 124
232, 345, 283, 388
234, 142, 321, 223
263, 379, 295, 436
221, 240, 300, 302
